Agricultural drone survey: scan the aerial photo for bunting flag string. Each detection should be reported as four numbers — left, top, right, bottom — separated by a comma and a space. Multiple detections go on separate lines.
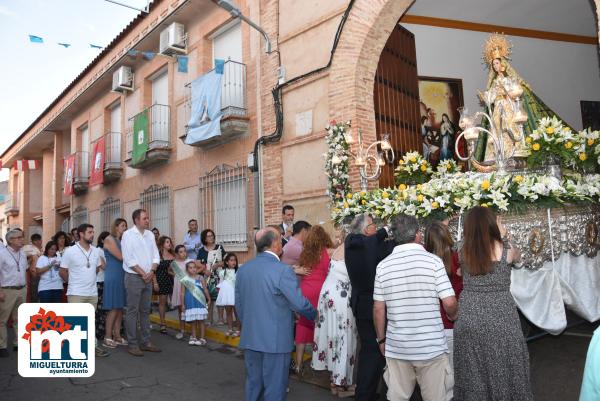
127, 49, 189, 73
28, 34, 103, 49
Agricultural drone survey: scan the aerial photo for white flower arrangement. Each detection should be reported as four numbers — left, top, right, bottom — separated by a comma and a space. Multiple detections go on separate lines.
324, 121, 351, 209
331, 171, 600, 223
432, 159, 461, 178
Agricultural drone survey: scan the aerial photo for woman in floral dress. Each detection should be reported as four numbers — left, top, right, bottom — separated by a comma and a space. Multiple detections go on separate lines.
312, 225, 357, 397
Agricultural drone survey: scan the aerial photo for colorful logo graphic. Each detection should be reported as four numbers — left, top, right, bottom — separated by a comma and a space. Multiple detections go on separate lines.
18, 304, 95, 377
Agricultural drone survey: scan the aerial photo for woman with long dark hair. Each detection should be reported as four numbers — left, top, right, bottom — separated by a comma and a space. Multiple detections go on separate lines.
95, 231, 110, 340
196, 229, 225, 325
155, 236, 175, 333
453, 206, 532, 401
294, 225, 334, 375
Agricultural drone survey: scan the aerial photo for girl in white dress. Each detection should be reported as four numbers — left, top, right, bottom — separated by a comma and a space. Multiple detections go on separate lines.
215, 253, 238, 337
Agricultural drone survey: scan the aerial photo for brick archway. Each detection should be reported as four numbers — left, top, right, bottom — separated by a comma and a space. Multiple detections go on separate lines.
328, 0, 414, 190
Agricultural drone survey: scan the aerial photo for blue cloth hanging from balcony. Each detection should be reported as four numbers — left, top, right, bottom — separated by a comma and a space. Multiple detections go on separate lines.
186, 65, 224, 145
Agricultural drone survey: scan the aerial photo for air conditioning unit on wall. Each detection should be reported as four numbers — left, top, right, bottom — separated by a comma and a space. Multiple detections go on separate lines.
159, 22, 186, 56
112, 66, 134, 92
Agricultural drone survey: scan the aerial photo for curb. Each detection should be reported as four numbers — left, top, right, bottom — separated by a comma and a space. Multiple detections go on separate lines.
149, 313, 311, 362
149, 314, 241, 347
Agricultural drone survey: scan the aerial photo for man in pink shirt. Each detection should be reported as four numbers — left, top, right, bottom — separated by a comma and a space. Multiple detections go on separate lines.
281, 221, 311, 267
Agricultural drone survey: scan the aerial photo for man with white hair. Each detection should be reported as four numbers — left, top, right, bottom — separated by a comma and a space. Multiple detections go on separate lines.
345, 213, 395, 401
0, 229, 29, 357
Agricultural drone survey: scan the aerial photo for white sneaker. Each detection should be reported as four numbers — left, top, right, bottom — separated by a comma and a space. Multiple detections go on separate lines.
188, 337, 197, 345
193, 339, 202, 346
175, 331, 184, 340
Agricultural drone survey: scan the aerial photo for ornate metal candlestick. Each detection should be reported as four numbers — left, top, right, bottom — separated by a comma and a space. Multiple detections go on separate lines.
332, 127, 395, 191
455, 76, 528, 174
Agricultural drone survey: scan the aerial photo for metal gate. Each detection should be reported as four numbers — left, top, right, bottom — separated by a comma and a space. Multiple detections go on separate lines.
374, 24, 422, 187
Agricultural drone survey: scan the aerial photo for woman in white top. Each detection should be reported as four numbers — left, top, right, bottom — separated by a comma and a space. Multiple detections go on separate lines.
36, 241, 63, 303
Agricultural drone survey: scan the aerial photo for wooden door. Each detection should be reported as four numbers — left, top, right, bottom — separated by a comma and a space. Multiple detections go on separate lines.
374, 24, 422, 187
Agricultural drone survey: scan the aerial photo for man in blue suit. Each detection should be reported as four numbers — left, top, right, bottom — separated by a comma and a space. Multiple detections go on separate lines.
236, 226, 317, 401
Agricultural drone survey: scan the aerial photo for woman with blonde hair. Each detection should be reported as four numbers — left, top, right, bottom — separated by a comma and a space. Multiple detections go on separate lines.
294, 225, 334, 375
102, 218, 128, 348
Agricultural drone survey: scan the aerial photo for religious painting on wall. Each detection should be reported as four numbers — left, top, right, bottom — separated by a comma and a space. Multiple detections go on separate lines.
418, 77, 465, 165
581, 100, 600, 131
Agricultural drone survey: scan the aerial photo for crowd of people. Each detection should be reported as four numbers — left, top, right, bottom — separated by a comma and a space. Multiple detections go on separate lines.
1, 203, 597, 400
0, 208, 240, 358
236, 205, 537, 401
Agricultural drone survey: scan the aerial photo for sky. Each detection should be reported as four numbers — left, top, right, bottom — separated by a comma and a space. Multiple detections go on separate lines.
0, 0, 147, 179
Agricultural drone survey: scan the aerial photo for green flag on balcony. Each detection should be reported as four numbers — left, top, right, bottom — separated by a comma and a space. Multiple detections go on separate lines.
132, 110, 149, 166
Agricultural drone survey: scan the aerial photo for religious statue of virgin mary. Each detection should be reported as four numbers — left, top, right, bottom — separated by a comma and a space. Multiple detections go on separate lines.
474, 33, 571, 164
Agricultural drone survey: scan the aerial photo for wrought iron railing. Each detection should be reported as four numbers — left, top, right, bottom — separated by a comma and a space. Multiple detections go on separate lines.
183, 60, 247, 134
104, 131, 122, 168
73, 151, 90, 182
127, 104, 171, 156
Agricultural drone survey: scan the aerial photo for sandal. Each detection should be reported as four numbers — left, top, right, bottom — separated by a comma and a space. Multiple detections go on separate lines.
232, 330, 240, 337
330, 384, 338, 395
114, 337, 128, 346
103, 338, 117, 348
226, 329, 234, 337
159, 325, 167, 334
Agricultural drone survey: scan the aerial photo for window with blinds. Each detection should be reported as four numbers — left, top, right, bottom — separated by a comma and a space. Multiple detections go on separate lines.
71, 206, 89, 229
199, 165, 248, 248
140, 185, 171, 237
100, 198, 121, 232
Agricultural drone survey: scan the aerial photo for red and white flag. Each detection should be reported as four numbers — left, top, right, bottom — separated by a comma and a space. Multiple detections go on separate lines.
89, 136, 105, 187
13, 159, 39, 171
63, 154, 76, 196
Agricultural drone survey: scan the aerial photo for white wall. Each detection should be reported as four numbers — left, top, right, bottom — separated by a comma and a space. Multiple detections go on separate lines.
402, 24, 600, 130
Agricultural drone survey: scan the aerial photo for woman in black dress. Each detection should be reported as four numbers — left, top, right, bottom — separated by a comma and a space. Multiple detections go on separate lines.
154, 236, 175, 333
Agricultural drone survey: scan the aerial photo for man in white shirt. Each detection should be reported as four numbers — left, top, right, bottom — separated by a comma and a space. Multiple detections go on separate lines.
373, 215, 457, 401
121, 209, 161, 356
0, 229, 28, 357
59, 223, 108, 357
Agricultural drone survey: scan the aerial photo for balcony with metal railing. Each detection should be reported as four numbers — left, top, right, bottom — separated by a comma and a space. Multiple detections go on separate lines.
92, 131, 123, 183
126, 103, 171, 169
4, 193, 19, 217
73, 151, 90, 195
180, 60, 249, 148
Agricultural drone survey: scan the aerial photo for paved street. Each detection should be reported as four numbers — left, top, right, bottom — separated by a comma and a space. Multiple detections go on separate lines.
0, 322, 596, 400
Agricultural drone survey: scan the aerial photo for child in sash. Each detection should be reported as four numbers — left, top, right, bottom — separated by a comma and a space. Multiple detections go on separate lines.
180, 261, 211, 346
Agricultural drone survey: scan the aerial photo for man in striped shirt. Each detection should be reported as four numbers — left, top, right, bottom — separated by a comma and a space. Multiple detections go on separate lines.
373, 215, 457, 401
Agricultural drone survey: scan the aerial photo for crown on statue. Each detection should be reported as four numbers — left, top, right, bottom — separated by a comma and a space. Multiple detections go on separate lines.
483, 33, 512, 64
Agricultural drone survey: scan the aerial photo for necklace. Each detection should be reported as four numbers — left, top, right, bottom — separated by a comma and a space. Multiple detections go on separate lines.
76, 243, 92, 268
6, 247, 22, 272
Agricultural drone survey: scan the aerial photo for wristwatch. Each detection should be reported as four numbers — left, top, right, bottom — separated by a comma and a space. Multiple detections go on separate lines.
376, 337, 386, 345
